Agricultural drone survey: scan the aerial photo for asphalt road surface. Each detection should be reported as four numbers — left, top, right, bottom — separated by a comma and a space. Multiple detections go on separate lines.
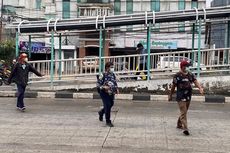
0, 98, 229, 153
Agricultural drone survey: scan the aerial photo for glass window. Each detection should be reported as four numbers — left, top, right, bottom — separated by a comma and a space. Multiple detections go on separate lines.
63, 0, 70, 19
191, 0, 198, 9
102, 0, 109, 2
174, 57, 179, 61
178, 0, 185, 10
126, 0, 133, 31
126, 0, 133, 14
151, 0, 160, 31
163, 57, 169, 61
114, 0, 121, 15
36, 0, 41, 10
151, 0, 160, 12
178, 0, 185, 32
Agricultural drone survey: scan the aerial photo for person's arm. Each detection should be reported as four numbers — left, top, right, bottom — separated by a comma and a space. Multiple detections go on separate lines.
191, 73, 204, 95
28, 64, 43, 77
97, 73, 106, 90
7, 64, 17, 84
169, 75, 177, 101
168, 83, 176, 101
194, 80, 204, 95
113, 74, 119, 94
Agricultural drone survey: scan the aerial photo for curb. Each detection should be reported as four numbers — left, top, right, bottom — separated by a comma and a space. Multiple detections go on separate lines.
0, 91, 228, 103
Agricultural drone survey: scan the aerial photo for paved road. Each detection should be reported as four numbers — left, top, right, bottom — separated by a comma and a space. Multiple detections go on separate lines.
0, 98, 229, 153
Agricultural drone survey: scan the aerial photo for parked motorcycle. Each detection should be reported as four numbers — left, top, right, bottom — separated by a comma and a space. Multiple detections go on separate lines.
0, 69, 11, 85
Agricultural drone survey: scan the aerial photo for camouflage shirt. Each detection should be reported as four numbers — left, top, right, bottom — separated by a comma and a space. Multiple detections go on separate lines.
173, 71, 196, 102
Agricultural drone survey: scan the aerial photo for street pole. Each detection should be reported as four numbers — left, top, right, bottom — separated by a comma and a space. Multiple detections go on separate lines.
197, 19, 202, 78
0, 0, 3, 42
15, 32, 19, 57
50, 30, 54, 88
58, 33, 62, 80
191, 23, 196, 64
102, 29, 105, 72
28, 35, 32, 58
99, 26, 102, 74
147, 23, 151, 81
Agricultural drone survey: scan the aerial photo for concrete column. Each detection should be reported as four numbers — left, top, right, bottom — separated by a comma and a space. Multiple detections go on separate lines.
104, 40, 110, 57
79, 47, 86, 58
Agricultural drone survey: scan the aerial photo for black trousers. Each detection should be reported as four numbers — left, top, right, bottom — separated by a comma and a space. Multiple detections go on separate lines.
99, 91, 114, 123
17, 84, 26, 108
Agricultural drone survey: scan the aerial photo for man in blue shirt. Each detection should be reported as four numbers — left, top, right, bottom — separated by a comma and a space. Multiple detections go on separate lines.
136, 43, 147, 80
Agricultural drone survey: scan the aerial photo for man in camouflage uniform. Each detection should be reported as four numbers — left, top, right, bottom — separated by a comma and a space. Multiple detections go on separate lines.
169, 60, 204, 135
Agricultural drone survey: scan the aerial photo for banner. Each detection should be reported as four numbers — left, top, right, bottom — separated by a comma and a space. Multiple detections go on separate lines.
19, 41, 51, 54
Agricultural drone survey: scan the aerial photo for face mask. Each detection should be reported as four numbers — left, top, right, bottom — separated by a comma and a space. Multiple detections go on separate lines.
110, 67, 115, 73
24, 58, 28, 63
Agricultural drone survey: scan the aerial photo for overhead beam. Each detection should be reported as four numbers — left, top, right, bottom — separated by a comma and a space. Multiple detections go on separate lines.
6, 6, 230, 33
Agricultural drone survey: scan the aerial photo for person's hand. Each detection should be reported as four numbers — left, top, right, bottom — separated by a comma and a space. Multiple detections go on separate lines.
168, 94, 173, 101
199, 88, 204, 95
103, 86, 110, 90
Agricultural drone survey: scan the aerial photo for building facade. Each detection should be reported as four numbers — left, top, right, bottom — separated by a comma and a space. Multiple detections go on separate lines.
3, 0, 206, 60
211, 0, 230, 49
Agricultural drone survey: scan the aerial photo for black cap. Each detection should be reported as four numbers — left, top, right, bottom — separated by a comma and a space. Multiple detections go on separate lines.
137, 43, 143, 48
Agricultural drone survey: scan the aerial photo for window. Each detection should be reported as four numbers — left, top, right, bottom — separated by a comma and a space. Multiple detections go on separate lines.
178, 0, 185, 32
36, 0, 42, 10
63, 0, 70, 19
126, 0, 133, 14
114, 0, 121, 15
151, 0, 160, 31
126, 0, 133, 31
191, 0, 198, 8
151, 0, 160, 12
191, 0, 198, 32
178, 0, 185, 10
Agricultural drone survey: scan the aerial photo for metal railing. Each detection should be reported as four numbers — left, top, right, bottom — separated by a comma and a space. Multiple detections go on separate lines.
29, 48, 230, 83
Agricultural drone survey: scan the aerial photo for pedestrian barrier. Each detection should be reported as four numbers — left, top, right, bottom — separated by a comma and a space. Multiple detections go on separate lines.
28, 47, 230, 84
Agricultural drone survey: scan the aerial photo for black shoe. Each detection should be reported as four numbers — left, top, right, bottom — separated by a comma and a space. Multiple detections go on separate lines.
183, 130, 190, 136
98, 112, 103, 122
106, 122, 114, 127
177, 126, 183, 129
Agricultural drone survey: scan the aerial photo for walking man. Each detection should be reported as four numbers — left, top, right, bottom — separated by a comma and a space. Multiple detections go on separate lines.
8, 53, 43, 111
136, 43, 147, 80
97, 62, 119, 127
168, 60, 204, 135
